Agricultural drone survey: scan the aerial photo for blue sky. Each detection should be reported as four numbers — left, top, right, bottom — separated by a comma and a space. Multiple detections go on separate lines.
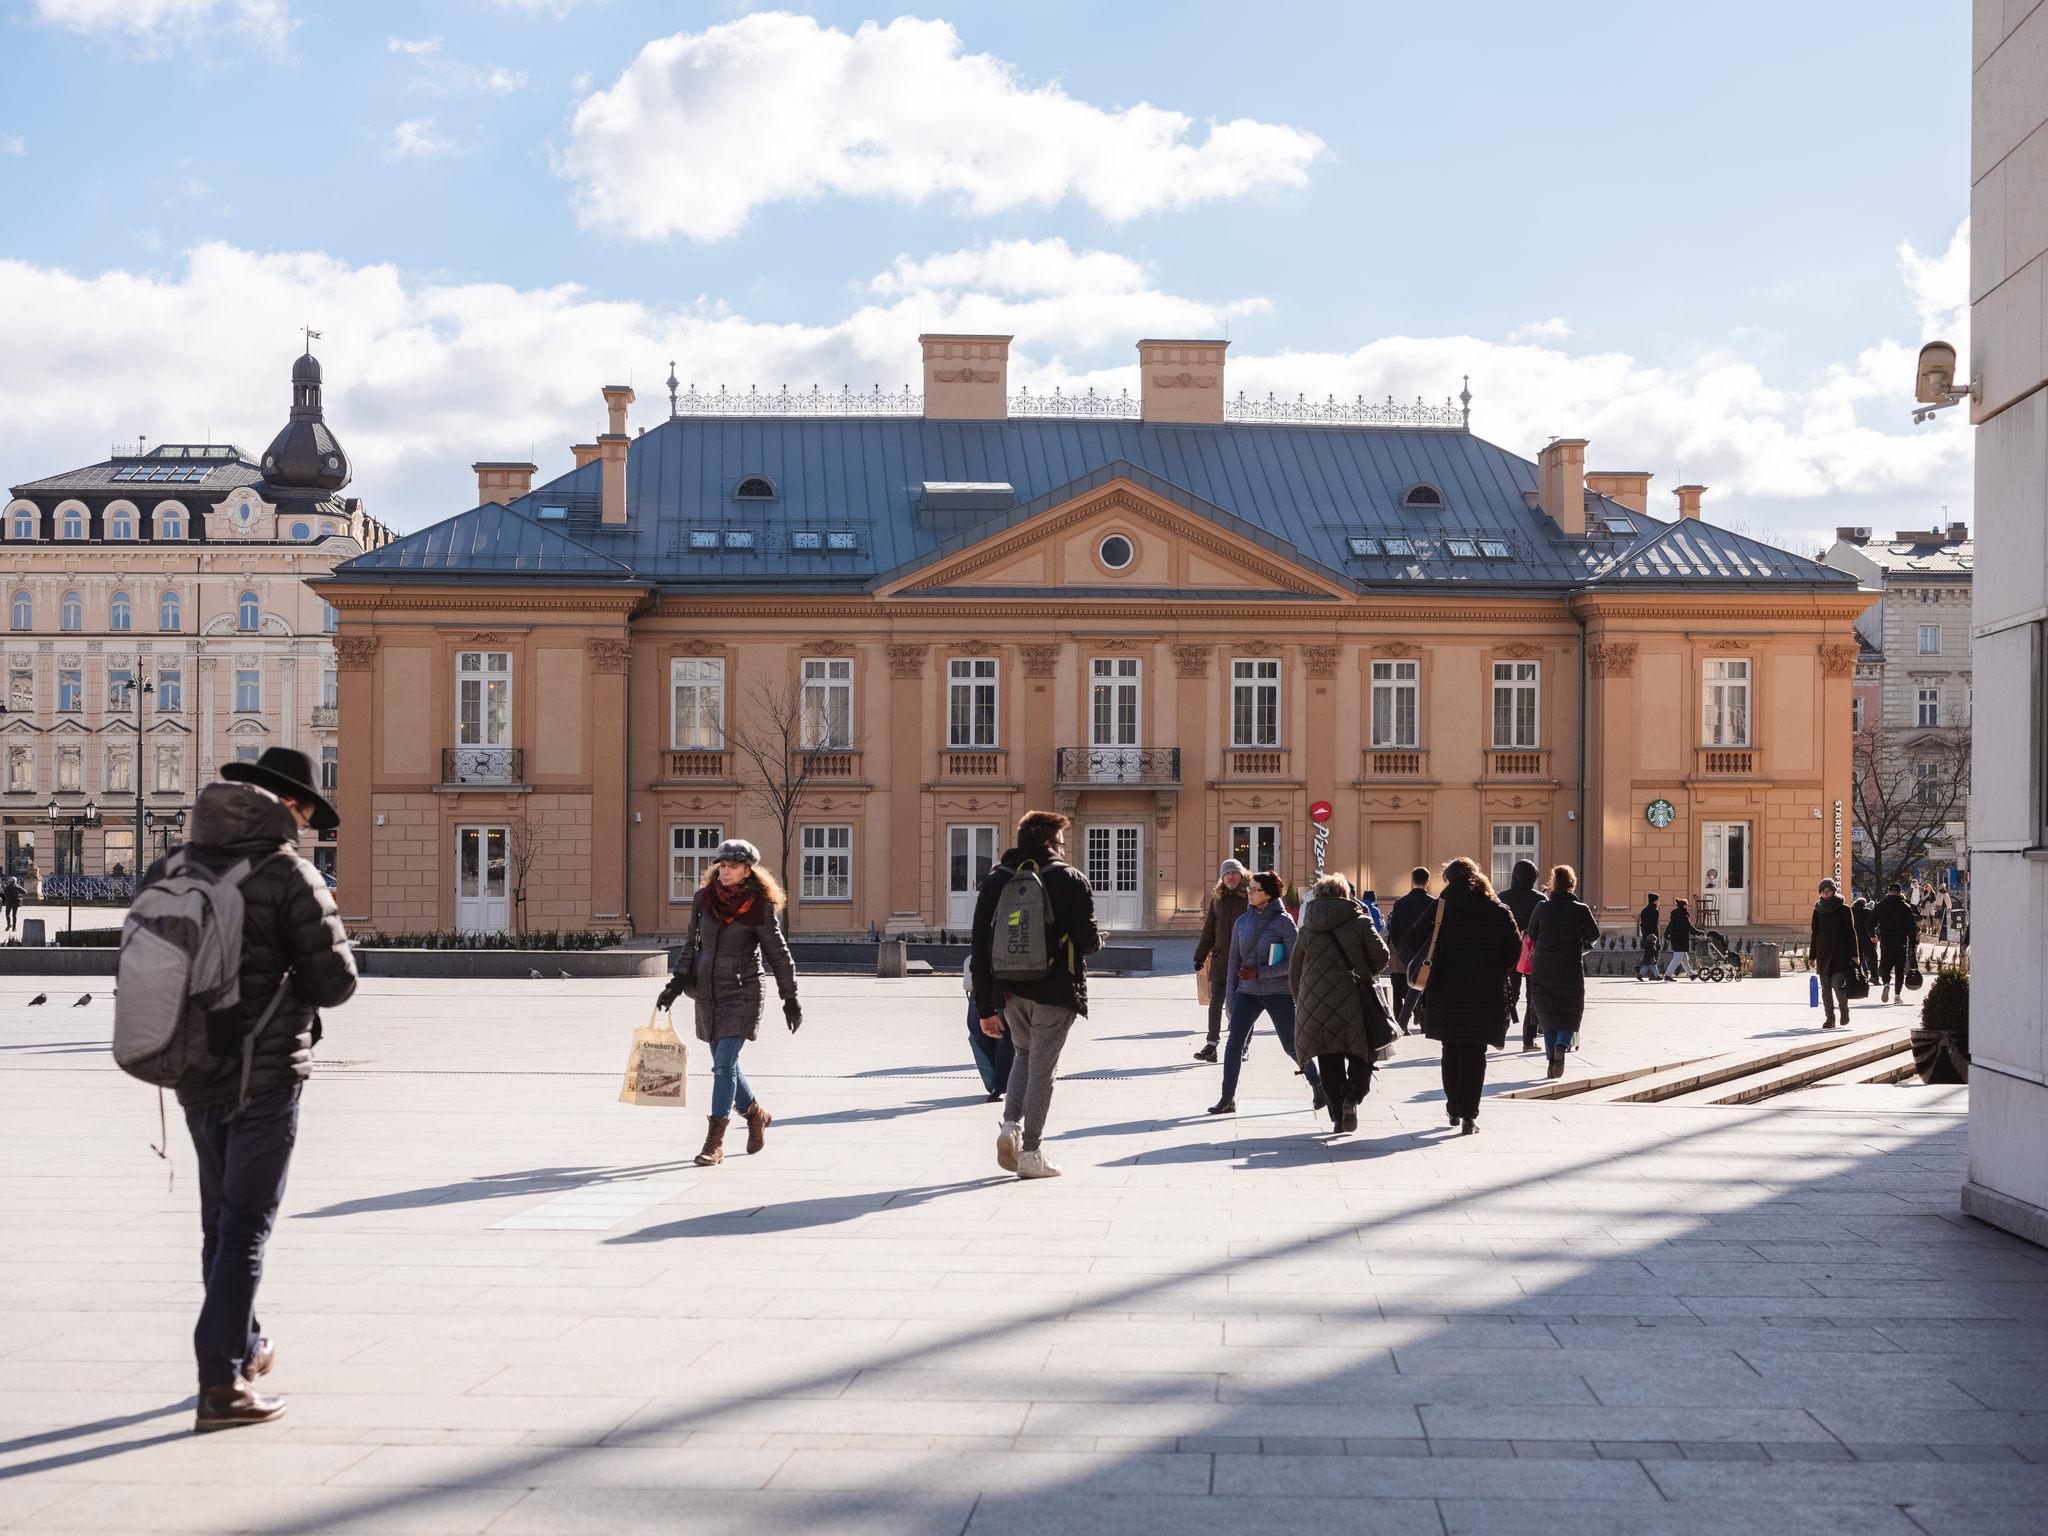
0, 2, 1974, 542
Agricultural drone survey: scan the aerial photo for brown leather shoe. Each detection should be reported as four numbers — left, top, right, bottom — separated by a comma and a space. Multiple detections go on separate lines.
195, 1379, 286, 1433
695, 1116, 729, 1167
245, 1337, 276, 1379
743, 1102, 772, 1155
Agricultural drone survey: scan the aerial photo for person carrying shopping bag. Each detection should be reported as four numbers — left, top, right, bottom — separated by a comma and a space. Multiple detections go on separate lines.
1191, 860, 1250, 1062
657, 838, 800, 1167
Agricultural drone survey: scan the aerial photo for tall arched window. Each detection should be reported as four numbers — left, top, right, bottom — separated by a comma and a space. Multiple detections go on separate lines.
110, 591, 131, 631
9, 592, 29, 631
61, 591, 82, 631
61, 510, 84, 539
159, 590, 182, 631
110, 509, 134, 539
238, 590, 260, 631
157, 507, 183, 539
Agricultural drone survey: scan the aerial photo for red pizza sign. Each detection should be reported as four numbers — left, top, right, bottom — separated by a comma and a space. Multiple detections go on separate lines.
1308, 800, 1333, 823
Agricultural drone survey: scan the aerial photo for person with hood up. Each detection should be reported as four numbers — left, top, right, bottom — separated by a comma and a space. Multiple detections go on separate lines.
1210, 870, 1322, 1116
1852, 896, 1879, 985
657, 838, 801, 1167
1662, 898, 1699, 980
1419, 857, 1522, 1135
1635, 893, 1661, 980
1809, 877, 1859, 1029
1524, 865, 1602, 1080
1385, 867, 1434, 1032
1287, 873, 1391, 1134
1500, 858, 1542, 1049
1190, 860, 1250, 1063
1873, 881, 1917, 1003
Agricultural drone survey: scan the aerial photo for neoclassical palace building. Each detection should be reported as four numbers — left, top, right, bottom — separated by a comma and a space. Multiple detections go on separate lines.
322, 334, 1869, 938
2, 350, 392, 889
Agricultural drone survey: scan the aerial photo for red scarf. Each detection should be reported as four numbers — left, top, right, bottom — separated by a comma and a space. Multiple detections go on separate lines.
706, 877, 758, 926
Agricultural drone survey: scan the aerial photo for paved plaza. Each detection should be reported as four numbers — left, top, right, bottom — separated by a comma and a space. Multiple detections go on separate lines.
0, 968, 2042, 1535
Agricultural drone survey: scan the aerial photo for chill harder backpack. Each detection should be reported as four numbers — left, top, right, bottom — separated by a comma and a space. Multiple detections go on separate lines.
992, 860, 1056, 980
113, 850, 287, 1103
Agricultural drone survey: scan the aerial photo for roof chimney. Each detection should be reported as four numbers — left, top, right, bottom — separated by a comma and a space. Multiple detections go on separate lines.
472, 461, 536, 508
598, 385, 634, 526
1139, 339, 1227, 425
1584, 470, 1652, 515
1673, 484, 1706, 521
1947, 520, 1968, 542
920, 334, 1010, 420
1536, 438, 1589, 536
571, 442, 601, 469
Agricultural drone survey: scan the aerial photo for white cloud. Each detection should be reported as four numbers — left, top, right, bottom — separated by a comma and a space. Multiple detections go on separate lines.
388, 35, 440, 57
558, 13, 1325, 242
388, 119, 456, 160
34, 0, 293, 56
1508, 317, 1572, 343
389, 34, 527, 95
0, 227, 1972, 552
0, 135, 24, 157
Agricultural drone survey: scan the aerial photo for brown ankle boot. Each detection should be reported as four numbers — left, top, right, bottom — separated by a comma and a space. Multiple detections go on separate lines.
695, 1116, 729, 1166
743, 1102, 772, 1154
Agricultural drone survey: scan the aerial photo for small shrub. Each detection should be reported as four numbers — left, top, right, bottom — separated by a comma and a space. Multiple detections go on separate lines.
351, 928, 624, 951
1919, 968, 1968, 1048
54, 927, 123, 948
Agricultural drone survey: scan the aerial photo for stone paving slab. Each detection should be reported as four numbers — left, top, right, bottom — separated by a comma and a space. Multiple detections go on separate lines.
1, 970, 2042, 1533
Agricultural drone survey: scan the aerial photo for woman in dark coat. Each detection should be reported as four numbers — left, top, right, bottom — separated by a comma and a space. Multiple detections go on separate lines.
657, 838, 801, 1167
1288, 873, 1391, 1135
1418, 857, 1522, 1135
1191, 861, 1250, 1062
1525, 865, 1602, 1080
1500, 858, 1542, 1047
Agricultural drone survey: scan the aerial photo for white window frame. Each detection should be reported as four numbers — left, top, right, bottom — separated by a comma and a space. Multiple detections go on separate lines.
157, 507, 184, 540
1702, 658, 1751, 746
238, 591, 260, 632
60, 509, 83, 540
800, 657, 853, 749
10, 591, 29, 630
1491, 660, 1540, 748
668, 823, 724, 902
1089, 656, 1141, 748
670, 657, 725, 750
110, 591, 131, 631
319, 744, 337, 792
110, 510, 133, 540
1918, 623, 1941, 655
1230, 658, 1281, 748
947, 656, 1000, 749
1915, 759, 1939, 806
156, 666, 181, 713
1228, 822, 1282, 875
1490, 822, 1540, 892
321, 669, 338, 709
9, 512, 30, 540
235, 669, 261, 713
1917, 686, 1941, 728
60, 591, 82, 632
800, 823, 853, 902
8, 666, 32, 714
456, 650, 512, 748
57, 668, 81, 713
1370, 659, 1420, 748
159, 590, 181, 631
106, 743, 133, 794
107, 666, 133, 711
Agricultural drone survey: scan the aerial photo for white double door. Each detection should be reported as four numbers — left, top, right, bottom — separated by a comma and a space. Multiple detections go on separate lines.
1701, 821, 1750, 927
1084, 823, 1144, 932
945, 824, 998, 929
456, 824, 510, 932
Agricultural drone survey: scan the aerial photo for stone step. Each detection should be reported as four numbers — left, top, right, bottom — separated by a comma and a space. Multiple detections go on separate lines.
1561, 1030, 1895, 1106
1498, 1049, 1728, 1102
1656, 1029, 1914, 1107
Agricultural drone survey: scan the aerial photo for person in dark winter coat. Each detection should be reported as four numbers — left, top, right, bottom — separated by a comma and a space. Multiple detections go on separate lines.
659, 839, 801, 1167
1, 872, 21, 938
1191, 861, 1249, 1062
1385, 867, 1434, 1031
1809, 877, 1859, 1028
138, 748, 357, 1433
1419, 857, 1522, 1135
1212, 871, 1321, 1114
1662, 899, 1699, 980
1852, 897, 1879, 984
971, 810, 1102, 1180
1635, 894, 1661, 979
1287, 873, 1391, 1133
1874, 882, 1917, 1003
1500, 858, 1542, 1047
1525, 866, 1602, 1080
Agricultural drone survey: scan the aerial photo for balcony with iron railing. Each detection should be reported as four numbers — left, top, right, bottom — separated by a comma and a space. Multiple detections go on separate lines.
1055, 747, 1181, 787
1694, 745, 1758, 777
440, 747, 524, 788
310, 704, 338, 729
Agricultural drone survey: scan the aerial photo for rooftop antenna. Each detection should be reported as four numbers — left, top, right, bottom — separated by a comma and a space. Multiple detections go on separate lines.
667, 360, 679, 419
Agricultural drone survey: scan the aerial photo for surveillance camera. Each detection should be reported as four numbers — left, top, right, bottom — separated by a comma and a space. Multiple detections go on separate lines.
1916, 340, 1965, 405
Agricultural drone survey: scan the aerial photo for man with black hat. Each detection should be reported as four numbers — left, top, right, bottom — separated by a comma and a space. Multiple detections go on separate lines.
139, 747, 357, 1432
1810, 877, 1859, 1030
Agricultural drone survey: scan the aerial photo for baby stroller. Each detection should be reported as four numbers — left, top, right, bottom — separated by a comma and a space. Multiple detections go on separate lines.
1688, 930, 1744, 982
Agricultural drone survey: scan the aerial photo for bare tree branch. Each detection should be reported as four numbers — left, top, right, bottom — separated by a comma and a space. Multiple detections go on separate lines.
1852, 720, 1970, 894
723, 674, 865, 926
505, 815, 544, 937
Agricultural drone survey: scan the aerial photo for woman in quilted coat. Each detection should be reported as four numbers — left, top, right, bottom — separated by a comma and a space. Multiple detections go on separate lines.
1287, 873, 1391, 1135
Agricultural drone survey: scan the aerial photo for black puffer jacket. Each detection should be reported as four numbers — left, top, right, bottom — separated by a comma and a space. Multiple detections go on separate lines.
1288, 895, 1390, 1061
1526, 890, 1602, 1032
681, 880, 798, 1043
1387, 886, 1434, 964
970, 844, 1101, 1018
140, 783, 357, 1110
1501, 860, 1541, 934
1874, 892, 1917, 947
1418, 877, 1522, 1048
1810, 894, 1858, 977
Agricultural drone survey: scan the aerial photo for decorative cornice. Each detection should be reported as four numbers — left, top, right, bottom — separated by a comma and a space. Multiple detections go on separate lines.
952, 639, 994, 656
673, 639, 725, 657
885, 643, 928, 679
1152, 372, 1217, 389
933, 368, 999, 384
1020, 643, 1060, 678
802, 639, 850, 657
1370, 641, 1416, 658
1172, 644, 1211, 679
1819, 643, 1858, 678
587, 637, 631, 673
1303, 645, 1340, 679
1495, 642, 1542, 659
1237, 640, 1277, 657
334, 635, 380, 671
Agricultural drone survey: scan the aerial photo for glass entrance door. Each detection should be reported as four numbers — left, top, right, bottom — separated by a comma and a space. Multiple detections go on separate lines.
1702, 822, 1749, 927
455, 825, 510, 932
1085, 823, 1143, 932
946, 824, 997, 930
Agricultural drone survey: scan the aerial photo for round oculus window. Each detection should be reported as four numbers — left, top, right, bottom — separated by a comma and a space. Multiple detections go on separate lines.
1098, 533, 1134, 571
325, 455, 340, 471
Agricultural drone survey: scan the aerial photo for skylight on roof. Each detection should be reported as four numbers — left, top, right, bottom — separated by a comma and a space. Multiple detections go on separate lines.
1445, 538, 1478, 558
1603, 516, 1636, 536
1478, 539, 1512, 558
537, 505, 568, 521
1347, 536, 1381, 556
1382, 537, 1414, 557
687, 529, 720, 549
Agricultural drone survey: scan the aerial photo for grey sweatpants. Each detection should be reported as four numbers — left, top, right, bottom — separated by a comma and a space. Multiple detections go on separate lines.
1001, 996, 1077, 1152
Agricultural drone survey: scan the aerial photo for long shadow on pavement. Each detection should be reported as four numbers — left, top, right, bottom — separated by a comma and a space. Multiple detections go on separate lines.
295, 1160, 700, 1218
607, 1179, 1008, 1240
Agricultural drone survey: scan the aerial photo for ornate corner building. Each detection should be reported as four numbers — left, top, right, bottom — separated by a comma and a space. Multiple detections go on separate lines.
1, 350, 393, 891
321, 334, 1870, 938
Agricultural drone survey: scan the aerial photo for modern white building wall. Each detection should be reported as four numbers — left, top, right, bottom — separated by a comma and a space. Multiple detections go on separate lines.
1963, 0, 2048, 1245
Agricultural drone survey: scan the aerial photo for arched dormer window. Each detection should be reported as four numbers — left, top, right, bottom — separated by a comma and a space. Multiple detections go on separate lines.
110, 509, 134, 540
61, 591, 82, 631
238, 591, 260, 632
1401, 483, 1444, 510
733, 475, 778, 501
60, 509, 85, 539
8, 508, 32, 540
157, 506, 184, 540
110, 591, 131, 631
9, 592, 29, 631
159, 590, 182, 632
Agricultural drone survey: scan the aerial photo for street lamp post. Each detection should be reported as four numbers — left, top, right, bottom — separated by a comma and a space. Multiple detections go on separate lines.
117, 677, 152, 894
45, 797, 99, 941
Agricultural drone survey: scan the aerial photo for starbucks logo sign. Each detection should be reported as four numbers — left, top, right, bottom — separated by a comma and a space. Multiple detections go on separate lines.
1646, 798, 1676, 829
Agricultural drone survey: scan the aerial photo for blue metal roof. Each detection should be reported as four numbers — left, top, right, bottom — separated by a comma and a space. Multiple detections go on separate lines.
331, 416, 1852, 593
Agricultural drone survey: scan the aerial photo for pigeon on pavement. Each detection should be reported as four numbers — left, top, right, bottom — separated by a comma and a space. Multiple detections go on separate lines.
73, 994, 92, 1007
527, 969, 543, 981
27, 993, 46, 1007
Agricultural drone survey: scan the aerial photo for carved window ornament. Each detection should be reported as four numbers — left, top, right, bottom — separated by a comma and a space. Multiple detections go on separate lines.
1303, 645, 1340, 680
955, 639, 994, 656
677, 639, 723, 657
1819, 644, 1858, 679
1370, 641, 1416, 658
885, 643, 928, 679
804, 639, 849, 657
1171, 644, 1211, 679
1237, 640, 1276, 658
1020, 644, 1060, 679
1495, 642, 1541, 659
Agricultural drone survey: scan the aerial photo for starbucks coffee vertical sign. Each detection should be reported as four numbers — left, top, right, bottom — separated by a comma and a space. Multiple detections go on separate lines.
1833, 800, 1843, 887
1646, 798, 1676, 829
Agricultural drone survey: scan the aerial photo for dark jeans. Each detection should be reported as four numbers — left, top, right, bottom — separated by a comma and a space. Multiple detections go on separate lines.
1315, 1053, 1371, 1127
1440, 1040, 1488, 1121
1820, 971, 1852, 1024
1219, 991, 1321, 1103
1506, 970, 1535, 1042
1877, 942, 1909, 994
186, 1083, 302, 1388
709, 1036, 757, 1119
1542, 1022, 1576, 1058
966, 1000, 1015, 1095
1390, 974, 1414, 1029
1203, 984, 1226, 1045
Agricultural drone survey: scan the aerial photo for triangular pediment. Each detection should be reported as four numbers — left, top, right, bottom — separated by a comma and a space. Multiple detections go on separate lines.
146, 718, 190, 735
49, 718, 88, 735
874, 475, 1351, 600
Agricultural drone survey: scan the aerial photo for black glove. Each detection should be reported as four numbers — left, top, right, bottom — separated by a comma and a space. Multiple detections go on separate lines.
656, 976, 682, 1010
784, 1000, 803, 1033
1193, 958, 1205, 973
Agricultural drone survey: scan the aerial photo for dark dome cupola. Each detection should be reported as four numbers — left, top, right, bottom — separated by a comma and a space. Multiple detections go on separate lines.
260, 346, 351, 494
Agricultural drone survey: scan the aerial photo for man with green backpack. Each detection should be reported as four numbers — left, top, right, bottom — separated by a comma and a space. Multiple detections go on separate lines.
969, 810, 1101, 1180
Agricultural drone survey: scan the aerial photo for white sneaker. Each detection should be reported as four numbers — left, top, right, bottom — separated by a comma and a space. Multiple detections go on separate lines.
1015, 1149, 1063, 1179
995, 1121, 1020, 1173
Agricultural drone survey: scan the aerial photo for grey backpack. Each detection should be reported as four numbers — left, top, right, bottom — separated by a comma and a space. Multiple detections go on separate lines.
992, 860, 1056, 980
113, 851, 286, 1105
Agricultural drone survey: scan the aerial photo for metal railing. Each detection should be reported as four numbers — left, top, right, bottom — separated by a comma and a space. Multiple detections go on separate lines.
1054, 746, 1181, 786
310, 705, 338, 729
441, 747, 522, 786
669, 383, 1468, 429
